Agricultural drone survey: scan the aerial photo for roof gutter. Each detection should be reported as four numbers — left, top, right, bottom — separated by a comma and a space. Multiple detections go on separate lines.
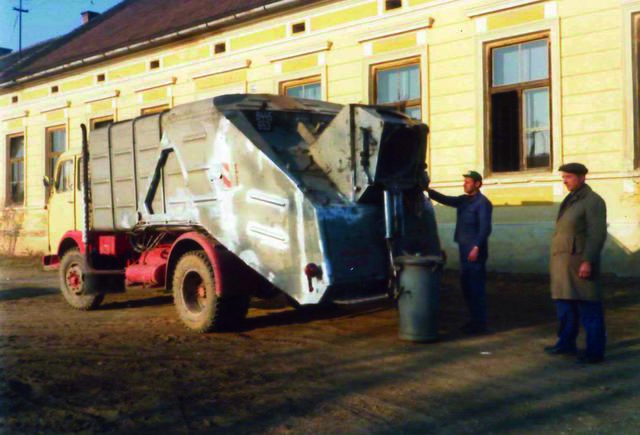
0, 0, 305, 89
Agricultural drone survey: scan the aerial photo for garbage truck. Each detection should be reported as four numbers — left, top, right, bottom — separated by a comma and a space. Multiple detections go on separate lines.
42, 94, 442, 332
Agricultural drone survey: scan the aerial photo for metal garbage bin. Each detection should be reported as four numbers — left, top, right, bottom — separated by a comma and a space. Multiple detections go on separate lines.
395, 255, 442, 342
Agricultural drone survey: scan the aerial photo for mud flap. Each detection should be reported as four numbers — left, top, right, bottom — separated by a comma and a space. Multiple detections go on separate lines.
83, 271, 126, 294
42, 254, 60, 271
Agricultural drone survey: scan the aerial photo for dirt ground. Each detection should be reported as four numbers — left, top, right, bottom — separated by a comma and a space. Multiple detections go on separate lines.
0, 256, 638, 434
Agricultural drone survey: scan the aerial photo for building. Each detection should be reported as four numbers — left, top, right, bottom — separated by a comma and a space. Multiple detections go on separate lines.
0, 0, 638, 275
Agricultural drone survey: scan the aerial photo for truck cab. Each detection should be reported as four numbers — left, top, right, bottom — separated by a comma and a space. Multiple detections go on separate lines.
46, 151, 83, 254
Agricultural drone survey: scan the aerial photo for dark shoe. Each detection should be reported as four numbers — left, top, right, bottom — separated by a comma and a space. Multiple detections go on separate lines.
544, 345, 577, 356
576, 355, 605, 365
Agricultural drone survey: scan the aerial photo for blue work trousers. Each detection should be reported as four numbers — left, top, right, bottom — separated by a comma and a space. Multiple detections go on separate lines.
554, 299, 606, 358
459, 250, 487, 327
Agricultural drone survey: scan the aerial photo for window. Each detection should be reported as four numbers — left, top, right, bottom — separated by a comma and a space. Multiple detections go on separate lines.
291, 22, 306, 34
7, 134, 24, 205
214, 42, 226, 54
11, 95, 18, 104
281, 76, 322, 100
46, 126, 66, 196
372, 58, 421, 119
77, 157, 84, 192
90, 116, 114, 130
96, 73, 106, 83
384, 0, 402, 11
487, 35, 551, 172
55, 159, 74, 193
634, 13, 640, 167
141, 105, 169, 115
51, 85, 59, 94
149, 59, 160, 69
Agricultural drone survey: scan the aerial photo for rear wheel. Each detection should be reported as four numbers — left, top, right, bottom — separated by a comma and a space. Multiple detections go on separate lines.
59, 248, 104, 310
172, 251, 249, 332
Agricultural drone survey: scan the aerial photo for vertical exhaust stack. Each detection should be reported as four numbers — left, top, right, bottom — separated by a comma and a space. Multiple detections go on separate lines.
80, 124, 91, 250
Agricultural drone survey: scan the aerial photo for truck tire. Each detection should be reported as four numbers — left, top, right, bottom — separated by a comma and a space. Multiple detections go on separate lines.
59, 248, 104, 310
172, 251, 249, 332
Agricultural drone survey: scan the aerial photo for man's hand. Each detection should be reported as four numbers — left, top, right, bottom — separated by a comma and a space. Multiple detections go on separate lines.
468, 246, 479, 262
419, 171, 430, 191
578, 261, 592, 279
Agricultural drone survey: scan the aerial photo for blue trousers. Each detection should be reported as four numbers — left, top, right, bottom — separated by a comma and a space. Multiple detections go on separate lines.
554, 299, 606, 358
459, 255, 487, 327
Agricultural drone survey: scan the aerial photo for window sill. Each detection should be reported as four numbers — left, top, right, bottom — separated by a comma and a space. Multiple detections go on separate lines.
431, 169, 640, 188
484, 169, 553, 184
2, 203, 25, 210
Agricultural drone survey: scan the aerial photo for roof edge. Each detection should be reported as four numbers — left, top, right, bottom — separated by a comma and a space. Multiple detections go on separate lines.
0, 0, 313, 90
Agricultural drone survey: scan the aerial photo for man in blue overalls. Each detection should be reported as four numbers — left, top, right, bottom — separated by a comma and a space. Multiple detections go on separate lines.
427, 171, 493, 334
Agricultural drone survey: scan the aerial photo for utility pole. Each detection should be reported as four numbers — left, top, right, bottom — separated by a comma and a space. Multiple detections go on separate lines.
13, 0, 29, 58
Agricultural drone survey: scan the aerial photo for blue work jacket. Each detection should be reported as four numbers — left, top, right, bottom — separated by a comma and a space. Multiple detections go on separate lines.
427, 189, 493, 261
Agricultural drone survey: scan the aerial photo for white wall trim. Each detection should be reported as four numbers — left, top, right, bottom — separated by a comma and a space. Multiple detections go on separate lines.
1, 110, 29, 122
83, 90, 120, 104
357, 19, 434, 43
134, 77, 177, 93
267, 41, 332, 62
40, 101, 70, 114
467, 0, 546, 18
192, 60, 252, 79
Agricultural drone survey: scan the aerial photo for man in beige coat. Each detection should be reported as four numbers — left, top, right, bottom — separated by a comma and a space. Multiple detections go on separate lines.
545, 163, 608, 364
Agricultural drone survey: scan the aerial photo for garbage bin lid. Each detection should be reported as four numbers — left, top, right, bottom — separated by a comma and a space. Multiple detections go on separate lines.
395, 255, 443, 266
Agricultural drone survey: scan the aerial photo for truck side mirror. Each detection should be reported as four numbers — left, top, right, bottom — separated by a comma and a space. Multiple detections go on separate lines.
43, 176, 51, 188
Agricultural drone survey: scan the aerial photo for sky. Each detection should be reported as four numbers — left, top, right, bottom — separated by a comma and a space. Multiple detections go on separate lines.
0, 0, 123, 53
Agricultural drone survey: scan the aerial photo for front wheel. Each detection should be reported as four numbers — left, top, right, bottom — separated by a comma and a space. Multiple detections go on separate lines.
59, 248, 104, 310
172, 251, 249, 332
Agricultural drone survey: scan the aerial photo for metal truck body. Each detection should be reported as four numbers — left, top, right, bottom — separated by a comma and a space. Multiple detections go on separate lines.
44, 94, 439, 331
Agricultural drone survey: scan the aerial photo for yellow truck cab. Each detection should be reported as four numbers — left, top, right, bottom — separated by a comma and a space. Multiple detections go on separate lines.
45, 151, 83, 255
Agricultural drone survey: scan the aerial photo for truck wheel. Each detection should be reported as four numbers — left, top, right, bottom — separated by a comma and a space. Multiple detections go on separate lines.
59, 248, 104, 310
172, 251, 249, 332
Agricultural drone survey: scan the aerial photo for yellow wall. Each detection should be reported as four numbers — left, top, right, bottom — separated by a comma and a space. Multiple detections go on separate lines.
0, 0, 638, 275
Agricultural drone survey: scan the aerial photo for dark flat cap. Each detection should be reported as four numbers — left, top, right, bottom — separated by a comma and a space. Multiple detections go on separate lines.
558, 162, 588, 175
462, 170, 483, 182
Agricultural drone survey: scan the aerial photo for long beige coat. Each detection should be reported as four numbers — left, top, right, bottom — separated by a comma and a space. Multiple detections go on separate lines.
550, 184, 607, 301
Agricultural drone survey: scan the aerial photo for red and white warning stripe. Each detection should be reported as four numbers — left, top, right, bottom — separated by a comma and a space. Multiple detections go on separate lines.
221, 163, 232, 188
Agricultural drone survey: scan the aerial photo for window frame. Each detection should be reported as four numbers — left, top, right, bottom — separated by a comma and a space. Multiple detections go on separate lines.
279, 75, 322, 100
45, 125, 66, 197
370, 56, 422, 118
90, 115, 114, 131
141, 104, 170, 115
484, 31, 552, 175
6, 133, 25, 206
